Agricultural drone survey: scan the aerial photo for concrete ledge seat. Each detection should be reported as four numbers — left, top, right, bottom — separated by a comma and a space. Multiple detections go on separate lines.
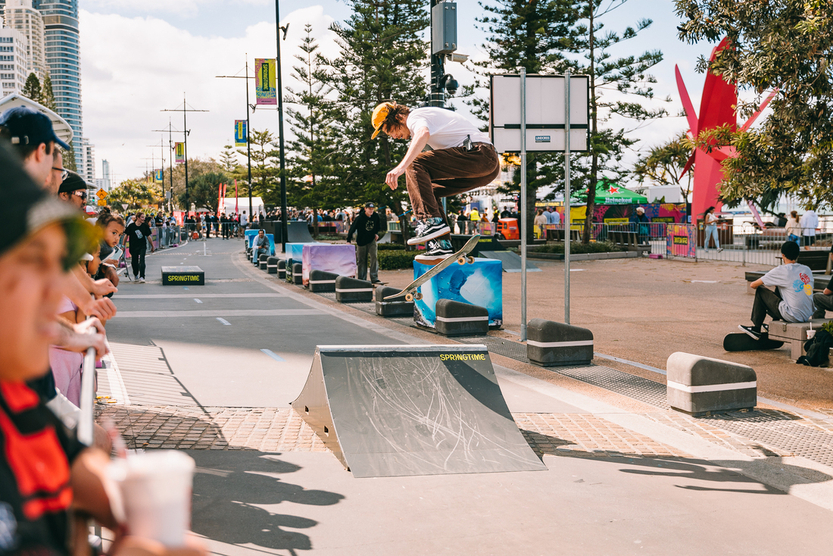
435, 300, 488, 337
277, 259, 286, 280
375, 286, 414, 317
526, 318, 593, 367
292, 263, 303, 285
768, 319, 833, 360
259, 254, 269, 270
309, 270, 338, 293
667, 352, 756, 416
335, 276, 373, 303
267, 257, 278, 274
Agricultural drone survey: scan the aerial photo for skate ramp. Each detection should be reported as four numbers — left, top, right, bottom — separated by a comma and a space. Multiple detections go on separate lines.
291, 345, 545, 478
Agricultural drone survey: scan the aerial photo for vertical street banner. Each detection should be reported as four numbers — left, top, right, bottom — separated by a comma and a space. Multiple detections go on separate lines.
175, 142, 185, 164
255, 58, 277, 106
154, 169, 163, 182
234, 179, 238, 213
234, 120, 247, 147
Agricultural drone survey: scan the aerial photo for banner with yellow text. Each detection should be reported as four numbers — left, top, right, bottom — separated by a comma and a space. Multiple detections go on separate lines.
234, 120, 247, 147
175, 142, 185, 164
255, 58, 277, 106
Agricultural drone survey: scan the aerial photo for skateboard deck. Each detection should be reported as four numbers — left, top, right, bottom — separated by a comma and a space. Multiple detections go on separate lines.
384, 235, 480, 302
723, 332, 784, 352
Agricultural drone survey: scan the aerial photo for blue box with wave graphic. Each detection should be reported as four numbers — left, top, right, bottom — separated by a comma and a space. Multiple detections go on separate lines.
413, 258, 503, 328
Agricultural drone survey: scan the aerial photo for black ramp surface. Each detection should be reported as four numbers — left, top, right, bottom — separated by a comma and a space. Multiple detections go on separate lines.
292, 345, 546, 478
479, 251, 540, 273
287, 221, 316, 243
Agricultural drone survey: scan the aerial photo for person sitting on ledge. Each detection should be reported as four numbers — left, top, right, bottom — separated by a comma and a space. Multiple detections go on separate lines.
740, 240, 814, 340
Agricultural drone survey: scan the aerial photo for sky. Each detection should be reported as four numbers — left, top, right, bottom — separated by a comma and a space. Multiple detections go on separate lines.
79, 0, 717, 187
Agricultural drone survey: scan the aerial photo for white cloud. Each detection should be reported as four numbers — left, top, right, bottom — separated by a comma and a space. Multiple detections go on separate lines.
80, 6, 339, 183
83, 0, 271, 18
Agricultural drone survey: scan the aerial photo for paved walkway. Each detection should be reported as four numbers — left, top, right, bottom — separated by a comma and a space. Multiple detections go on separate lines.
97, 238, 833, 555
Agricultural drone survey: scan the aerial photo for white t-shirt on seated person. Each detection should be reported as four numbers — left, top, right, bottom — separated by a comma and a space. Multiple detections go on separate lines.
761, 262, 815, 322
406, 107, 492, 151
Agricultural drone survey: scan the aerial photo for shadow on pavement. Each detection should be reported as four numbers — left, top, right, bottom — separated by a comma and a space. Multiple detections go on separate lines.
189, 451, 344, 552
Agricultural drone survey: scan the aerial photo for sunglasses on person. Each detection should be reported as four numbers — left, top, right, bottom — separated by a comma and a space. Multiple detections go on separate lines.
72, 190, 87, 200
52, 166, 68, 181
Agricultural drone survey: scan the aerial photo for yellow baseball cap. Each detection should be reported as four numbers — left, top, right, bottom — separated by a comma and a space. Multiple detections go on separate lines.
371, 102, 395, 139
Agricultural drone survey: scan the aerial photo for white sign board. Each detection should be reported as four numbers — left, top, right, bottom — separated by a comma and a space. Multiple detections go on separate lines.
490, 74, 589, 153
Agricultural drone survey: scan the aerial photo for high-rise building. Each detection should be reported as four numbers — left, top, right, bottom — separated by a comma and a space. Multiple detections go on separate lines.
95, 159, 111, 192
77, 135, 94, 184
0, 25, 28, 97
3, 0, 46, 81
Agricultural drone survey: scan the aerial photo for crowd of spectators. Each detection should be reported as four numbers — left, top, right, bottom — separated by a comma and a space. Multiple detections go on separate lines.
0, 106, 206, 555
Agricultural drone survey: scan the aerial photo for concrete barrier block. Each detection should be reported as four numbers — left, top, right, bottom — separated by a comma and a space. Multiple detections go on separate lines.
435, 300, 489, 337
667, 352, 756, 416
259, 254, 269, 270
267, 256, 279, 274
335, 276, 373, 303
526, 319, 593, 367
309, 270, 338, 293
375, 286, 414, 317
277, 259, 286, 280
292, 263, 304, 285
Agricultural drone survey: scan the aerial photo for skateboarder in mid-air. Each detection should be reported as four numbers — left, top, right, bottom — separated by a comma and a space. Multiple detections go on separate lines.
740, 240, 814, 340
372, 102, 500, 263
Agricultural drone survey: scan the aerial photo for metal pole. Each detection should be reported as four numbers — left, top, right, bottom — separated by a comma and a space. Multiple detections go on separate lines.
564, 70, 571, 324
245, 57, 253, 218
520, 68, 528, 342
183, 93, 189, 211
275, 0, 289, 253
168, 121, 174, 213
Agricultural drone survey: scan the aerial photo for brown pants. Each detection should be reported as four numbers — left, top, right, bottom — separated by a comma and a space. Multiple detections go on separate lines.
405, 144, 500, 220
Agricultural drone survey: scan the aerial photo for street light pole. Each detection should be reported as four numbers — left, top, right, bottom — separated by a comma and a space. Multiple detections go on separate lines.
162, 95, 208, 213
275, 0, 289, 253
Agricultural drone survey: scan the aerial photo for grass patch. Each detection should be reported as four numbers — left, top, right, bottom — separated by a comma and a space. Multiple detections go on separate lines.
378, 249, 417, 270
530, 241, 623, 254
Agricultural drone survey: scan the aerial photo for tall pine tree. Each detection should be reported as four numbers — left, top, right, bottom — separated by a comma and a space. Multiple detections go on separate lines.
41, 73, 57, 111
470, 0, 577, 242
286, 24, 338, 237
21, 73, 41, 104
321, 0, 428, 212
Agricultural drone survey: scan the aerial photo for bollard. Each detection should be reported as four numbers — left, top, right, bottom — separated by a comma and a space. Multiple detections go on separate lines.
526, 319, 593, 367
435, 300, 489, 337
335, 276, 373, 303
277, 259, 286, 280
267, 256, 278, 274
375, 286, 414, 317
309, 270, 338, 293
259, 254, 269, 270
667, 352, 756, 416
293, 263, 304, 285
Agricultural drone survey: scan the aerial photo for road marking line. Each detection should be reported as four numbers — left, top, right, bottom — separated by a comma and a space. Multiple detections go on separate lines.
261, 349, 285, 362
217, 318, 231, 326
194, 299, 202, 304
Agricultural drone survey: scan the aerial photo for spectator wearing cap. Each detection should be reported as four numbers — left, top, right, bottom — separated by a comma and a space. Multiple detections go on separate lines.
347, 202, 382, 283
57, 171, 88, 212
0, 106, 70, 188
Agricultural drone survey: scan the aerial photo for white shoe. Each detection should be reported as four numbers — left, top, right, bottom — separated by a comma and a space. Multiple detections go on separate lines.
138, 277, 146, 283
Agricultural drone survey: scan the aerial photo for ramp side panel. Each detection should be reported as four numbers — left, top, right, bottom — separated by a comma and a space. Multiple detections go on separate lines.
320, 349, 545, 478
290, 351, 347, 469
287, 221, 317, 243
480, 251, 541, 273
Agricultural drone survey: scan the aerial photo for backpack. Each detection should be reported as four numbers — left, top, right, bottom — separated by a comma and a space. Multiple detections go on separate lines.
798, 328, 833, 367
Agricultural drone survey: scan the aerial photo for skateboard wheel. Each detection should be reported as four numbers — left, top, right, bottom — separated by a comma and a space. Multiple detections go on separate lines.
415, 292, 423, 301
405, 293, 414, 302
467, 256, 475, 264
457, 256, 466, 265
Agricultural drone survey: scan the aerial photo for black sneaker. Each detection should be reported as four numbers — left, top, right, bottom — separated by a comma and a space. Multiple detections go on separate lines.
407, 217, 450, 245
738, 324, 761, 340
415, 237, 454, 263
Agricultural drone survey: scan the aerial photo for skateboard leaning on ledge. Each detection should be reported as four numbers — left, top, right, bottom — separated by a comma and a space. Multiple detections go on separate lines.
384, 235, 479, 303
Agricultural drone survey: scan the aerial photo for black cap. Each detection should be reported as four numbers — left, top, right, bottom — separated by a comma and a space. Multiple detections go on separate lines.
365, 202, 375, 208
0, 106, 71, 151
0, 139, 92, 268
781, 240, 800, 261
58, 171, 86, 193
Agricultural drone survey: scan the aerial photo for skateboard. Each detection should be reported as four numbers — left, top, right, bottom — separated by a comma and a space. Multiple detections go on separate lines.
723, 332, 784, 352
384, 235, 479, 302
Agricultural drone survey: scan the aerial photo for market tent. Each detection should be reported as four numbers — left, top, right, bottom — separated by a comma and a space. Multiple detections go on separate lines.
572, 179, 648, 205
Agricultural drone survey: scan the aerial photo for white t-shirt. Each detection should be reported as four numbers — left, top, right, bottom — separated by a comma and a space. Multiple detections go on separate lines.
761, 262, 815, 322
800, 210, 818, 236
406, 108, 492, 150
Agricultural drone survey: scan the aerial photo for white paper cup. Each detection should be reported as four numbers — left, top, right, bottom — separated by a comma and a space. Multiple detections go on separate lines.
807, 329, 817, 340
108, 451, 195, 546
